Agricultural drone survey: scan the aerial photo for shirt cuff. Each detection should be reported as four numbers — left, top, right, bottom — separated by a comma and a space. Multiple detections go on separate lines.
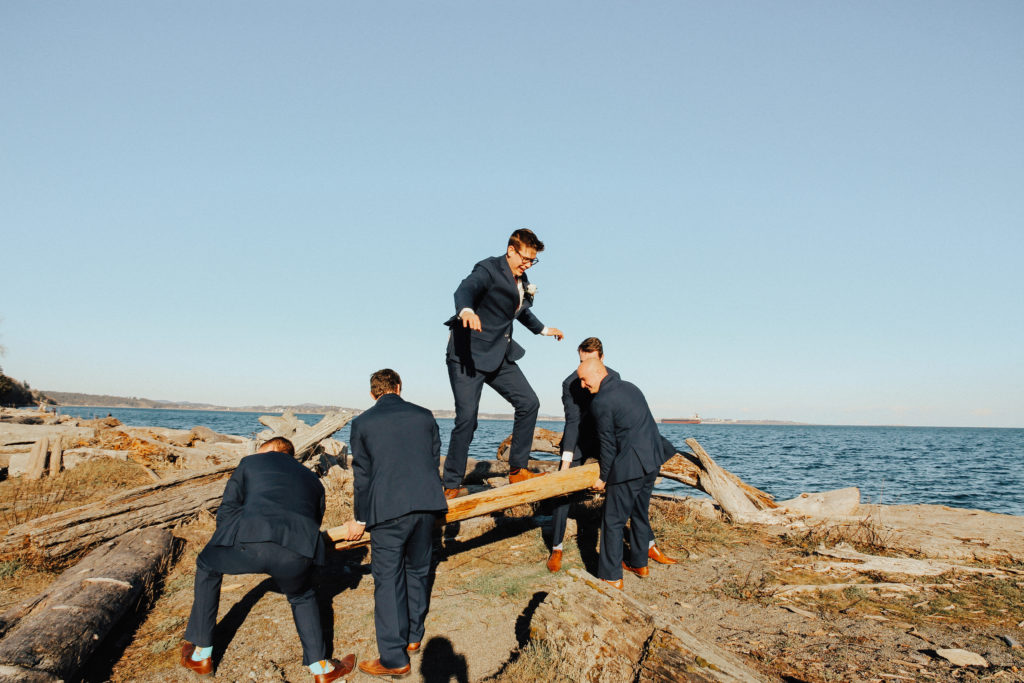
354, 521, 366, 526
561, 451, 574, 462
459, 308, 474, 318
541, 326, 550, 335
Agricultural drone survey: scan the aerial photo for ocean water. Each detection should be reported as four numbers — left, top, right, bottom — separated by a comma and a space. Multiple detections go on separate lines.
58, 407, 1024, 517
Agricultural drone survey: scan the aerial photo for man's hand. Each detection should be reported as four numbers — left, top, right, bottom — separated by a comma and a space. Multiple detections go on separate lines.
460, 311, 482, 332
544, 327, 565, 341
591, 478, 606, 492
559, 460, 572, 472
342, 520, 365, 541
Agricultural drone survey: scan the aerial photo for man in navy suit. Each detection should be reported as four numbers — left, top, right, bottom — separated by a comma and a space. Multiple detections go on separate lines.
340, 369, 449, 679
577, 358, 676, 589
181, 437, 354, 682
443, 229, 564, 498
547, 338, 678, 573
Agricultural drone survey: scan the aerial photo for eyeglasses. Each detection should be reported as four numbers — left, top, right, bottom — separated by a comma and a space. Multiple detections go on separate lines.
513, 248, 540, 266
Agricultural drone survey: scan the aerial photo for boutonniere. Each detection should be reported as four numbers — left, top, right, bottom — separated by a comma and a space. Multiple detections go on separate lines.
525, 283, 538, 300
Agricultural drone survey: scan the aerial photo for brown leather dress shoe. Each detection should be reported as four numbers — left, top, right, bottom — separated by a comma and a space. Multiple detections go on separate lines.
314, 654, 356, 683
508, 468, 546, 484
180, 642, 213, 678
648, 544, 678, 565
443, 487, 467, 500
546, 549, 563, 573
406, 642, 421, 653
358, 658, 412, 678
601, 578, 624, 590
622, 561, 650, 578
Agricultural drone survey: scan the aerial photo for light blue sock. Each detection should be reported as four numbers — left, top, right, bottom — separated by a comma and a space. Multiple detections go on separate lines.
309, 660, 334, 675
192, 646, 213, 661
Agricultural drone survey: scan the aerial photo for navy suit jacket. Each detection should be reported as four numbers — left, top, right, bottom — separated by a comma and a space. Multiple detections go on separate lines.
561, 366, 620, 459
445, 255, 545, 372
210, 451, 327, 564
349, 393, 448, 528
590, 375, 676, 483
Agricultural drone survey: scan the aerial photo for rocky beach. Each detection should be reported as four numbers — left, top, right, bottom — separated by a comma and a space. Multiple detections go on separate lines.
1, 405, 1023, 682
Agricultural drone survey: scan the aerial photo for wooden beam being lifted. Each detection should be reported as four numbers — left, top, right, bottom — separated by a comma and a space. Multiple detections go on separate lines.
328, 462, 601, 551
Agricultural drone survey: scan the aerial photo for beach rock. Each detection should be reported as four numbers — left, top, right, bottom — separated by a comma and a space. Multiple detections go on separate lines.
934, 648, 989, 667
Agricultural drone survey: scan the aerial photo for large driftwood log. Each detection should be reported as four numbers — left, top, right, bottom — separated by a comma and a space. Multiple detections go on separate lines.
685, 438, 776, 524
495, 427, 563, 462
329, 463, 602, 550
532, 568, 768, 682
257, 410, 355, 462
0, 466, 234, 560
0, 528, 175, 681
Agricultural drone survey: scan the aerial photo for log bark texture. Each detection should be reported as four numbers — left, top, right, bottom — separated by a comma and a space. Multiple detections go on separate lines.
531, 568, 768, 683
0, 466, 234, 560
0, 528, 175, 681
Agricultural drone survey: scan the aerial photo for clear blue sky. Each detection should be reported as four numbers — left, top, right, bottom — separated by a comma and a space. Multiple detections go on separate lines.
2, 2, 1022, 427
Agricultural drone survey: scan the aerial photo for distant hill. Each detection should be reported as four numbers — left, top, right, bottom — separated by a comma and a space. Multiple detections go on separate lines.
44, 391, 358, 415
1, 373, 53, 407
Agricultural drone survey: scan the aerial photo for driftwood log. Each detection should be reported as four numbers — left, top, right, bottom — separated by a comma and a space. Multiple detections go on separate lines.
532, 567, 768, 682
47, 437, 62, 477
0, 465, 234, 561
0, 528, 175, 682
499, 428, 776, 518
328, 463, 602, 550
25, 438, 49, 481
257, 410, 355, 462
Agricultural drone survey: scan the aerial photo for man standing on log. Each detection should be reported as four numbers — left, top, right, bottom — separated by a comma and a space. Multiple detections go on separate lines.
577, 358, 676, 589
547, 338, 678, 573
181, 437, 354, 682
340, 369, 449, 679
443, 229, 564, 499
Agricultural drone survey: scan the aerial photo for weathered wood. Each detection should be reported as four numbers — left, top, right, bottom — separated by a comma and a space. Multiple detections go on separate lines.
495, 426, 563, 462
0, 465, 234, 560
639, 615, 770, 682
258, 410, 355, 462
685, 438, 775, 524
47, 437, 62, 477
328, 463, 602, 550
532, 567, 768, 683
0, 528, 175, 681
26, 438, 49, 480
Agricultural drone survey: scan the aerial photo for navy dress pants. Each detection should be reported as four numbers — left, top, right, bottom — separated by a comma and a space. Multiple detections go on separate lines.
597, 470, 658, 581
549, 449, 588, 548
184, 541, 325, 665
444, 358, 539, 489
369, 512, 436, 669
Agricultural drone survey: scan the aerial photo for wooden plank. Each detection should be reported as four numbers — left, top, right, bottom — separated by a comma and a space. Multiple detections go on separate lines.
26, 438, 49, 480
47, 437, 62, 478
328, 462, 601, 550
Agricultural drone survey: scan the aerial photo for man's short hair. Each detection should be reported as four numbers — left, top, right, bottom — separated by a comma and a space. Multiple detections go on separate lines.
370, 368, 402, 398
578, 337, 604, 357
508, 229, 545, 253
260, 436, 295, 457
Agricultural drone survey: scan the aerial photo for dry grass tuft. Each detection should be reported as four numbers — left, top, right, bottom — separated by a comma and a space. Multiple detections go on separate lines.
781, 516, 906, 557
0, 458, 151, 535
649, 498, 760, 558
487, 641, 570, 682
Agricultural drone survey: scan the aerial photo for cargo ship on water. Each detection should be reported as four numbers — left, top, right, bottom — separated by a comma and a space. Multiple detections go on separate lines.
662, 414, 701, 424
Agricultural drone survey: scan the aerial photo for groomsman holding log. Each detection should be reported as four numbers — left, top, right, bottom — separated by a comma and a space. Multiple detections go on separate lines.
443, 229, 564, 498
577, 358, 677, 588
547, 338, 678, 572
340, 369, 448, 678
